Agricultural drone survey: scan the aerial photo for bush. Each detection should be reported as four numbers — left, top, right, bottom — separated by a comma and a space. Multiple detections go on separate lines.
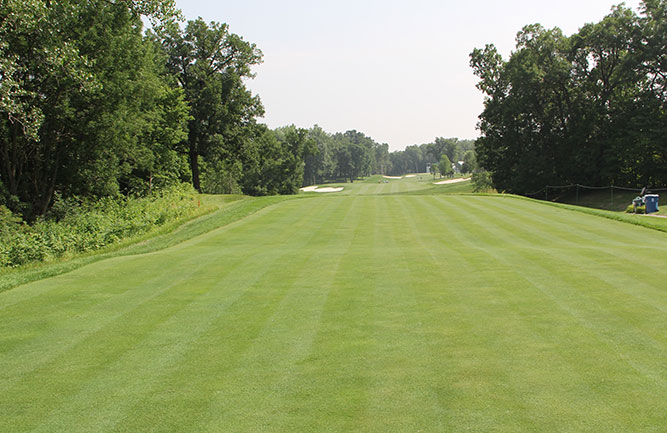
472, 170, 494, 193
0, 184, 202, 268
625, 204, 645, 214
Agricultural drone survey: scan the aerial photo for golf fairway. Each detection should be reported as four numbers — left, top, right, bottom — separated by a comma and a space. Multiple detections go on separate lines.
1, 193, 666, 432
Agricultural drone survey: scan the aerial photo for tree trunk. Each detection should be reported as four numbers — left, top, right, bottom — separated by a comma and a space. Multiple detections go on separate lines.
2, 122, 21, 197
189, 150, 201, 192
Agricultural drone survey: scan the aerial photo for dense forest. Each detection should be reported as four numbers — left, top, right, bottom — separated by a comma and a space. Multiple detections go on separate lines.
471, 0, 666, 194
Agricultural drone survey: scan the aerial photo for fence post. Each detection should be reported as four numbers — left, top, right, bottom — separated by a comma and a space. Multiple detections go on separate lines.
611, 185, 614, 208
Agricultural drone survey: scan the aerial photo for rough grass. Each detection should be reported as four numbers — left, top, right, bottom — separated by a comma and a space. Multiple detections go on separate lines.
1, 191, 666, 432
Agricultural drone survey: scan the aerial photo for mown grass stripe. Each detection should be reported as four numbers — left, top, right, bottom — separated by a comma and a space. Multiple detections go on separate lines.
409, 196, 550, 430
440, 198, 667, 407
43, 196, 349, 433
189, 197, 356, 432
0, 192, 665, 432
421, 195, 666, 430
0, 197, 335, 432
460, 197, 667, 327
472, 197, 667, 314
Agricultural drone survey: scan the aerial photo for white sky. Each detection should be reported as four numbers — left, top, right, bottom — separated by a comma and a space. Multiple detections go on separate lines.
175, 0, 643, 151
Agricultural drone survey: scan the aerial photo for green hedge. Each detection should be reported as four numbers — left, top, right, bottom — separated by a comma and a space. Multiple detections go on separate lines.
0, 185, 201, 268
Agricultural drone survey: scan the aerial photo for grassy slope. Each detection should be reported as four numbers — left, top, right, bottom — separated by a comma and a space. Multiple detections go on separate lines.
0, 194, 294, 294
1, 188, 666, 432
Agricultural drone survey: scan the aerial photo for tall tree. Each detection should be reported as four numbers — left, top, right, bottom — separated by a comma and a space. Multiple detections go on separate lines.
239, 125, 314, 195
439, 154, 453, 178
160, 18, 263, 192
303, 125, 336, 186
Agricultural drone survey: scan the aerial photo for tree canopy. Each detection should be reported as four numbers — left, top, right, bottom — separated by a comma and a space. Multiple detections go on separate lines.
0, 0, 188, 218
470, 1, 667, 194
0, 1, 315, 218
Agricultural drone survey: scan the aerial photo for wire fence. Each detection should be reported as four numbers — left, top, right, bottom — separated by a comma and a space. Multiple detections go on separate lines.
524, 184, 667, 207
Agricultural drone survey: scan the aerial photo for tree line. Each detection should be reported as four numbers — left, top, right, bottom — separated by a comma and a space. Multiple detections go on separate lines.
387, 137, 476, 177
0, 0, 477, 222
302, 128, 477, 184
470, 0, 666, 195
0, 0, 315, 220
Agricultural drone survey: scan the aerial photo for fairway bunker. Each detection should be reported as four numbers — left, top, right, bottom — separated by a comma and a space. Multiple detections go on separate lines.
299, 185, 344, 193
434, 177, 471, 185
382, 175, 402, 179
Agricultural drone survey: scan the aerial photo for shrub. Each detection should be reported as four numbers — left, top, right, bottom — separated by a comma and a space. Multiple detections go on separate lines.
625, 205, 645, 214
0, 184, 201, 268
472, 170, 494, 193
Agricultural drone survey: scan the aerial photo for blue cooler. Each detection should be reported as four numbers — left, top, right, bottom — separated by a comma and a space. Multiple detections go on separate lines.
644, 194, 659, 213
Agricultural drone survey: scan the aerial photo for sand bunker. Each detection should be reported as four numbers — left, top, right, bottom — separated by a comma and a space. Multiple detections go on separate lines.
314, 187, 344, 192
382, 175, 402, 179
299, 185, 344, 193
434, 177, 471, 185
404, 174, 417, 178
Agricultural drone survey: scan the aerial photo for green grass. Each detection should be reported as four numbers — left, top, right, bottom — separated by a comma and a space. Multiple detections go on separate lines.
516, 195, 667, 234
0, 194, 294, 294
1, 188, 666, 432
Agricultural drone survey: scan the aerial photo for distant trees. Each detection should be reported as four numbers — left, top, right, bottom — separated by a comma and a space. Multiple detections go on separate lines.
302, 127, 390, 184
470, 1, 667, 194
388, 138, 475, 176
300, 127, 476, 184
461, 150, 477, 174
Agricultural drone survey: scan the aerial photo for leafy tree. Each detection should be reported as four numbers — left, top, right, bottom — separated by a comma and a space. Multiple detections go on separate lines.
439, 154, 453, 178
472, 170, 494, 192
404, 145, 424, 173
303, 125, 335, 186
0, 0, 185, 218
430, 137, 459, 164
272, 126, 316, 193
429, 162, 439, 179
239, 125, 314, 195
160, 18, 263, 192
470, 2, 666, 193
461, 150, 477, 174
375, 142, 391, 175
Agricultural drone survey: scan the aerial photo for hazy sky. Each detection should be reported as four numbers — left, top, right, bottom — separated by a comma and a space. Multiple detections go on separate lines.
175, 0, 643, 151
